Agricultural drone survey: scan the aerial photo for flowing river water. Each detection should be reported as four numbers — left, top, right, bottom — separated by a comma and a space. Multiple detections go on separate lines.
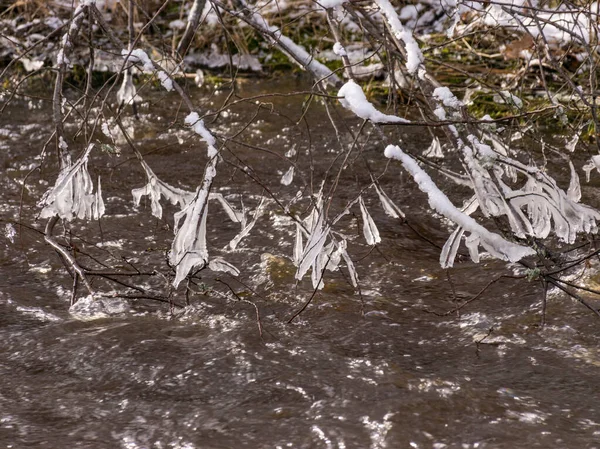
2, 77, 600, 448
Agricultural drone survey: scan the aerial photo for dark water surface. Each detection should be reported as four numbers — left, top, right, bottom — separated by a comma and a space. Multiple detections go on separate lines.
2, 78, 600, 448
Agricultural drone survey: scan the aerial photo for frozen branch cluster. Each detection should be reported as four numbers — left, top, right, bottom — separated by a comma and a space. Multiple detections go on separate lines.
39, 144, 105, 222
8, 0, 599, 310
292, 192, 359, 289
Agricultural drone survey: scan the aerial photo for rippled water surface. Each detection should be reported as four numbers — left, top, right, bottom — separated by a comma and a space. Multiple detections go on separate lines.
2, 78, 600, 448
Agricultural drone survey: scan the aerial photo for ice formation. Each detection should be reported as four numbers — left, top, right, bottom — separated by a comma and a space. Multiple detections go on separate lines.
39, 144, 105, 222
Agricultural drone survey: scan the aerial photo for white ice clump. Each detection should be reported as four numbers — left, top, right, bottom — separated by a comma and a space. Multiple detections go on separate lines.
384, 144, 536, 266
338, 80, 409, 123
4, 223, 16, 244
433, 87, 463, 109
292, 192, 359, 289
120, 48, 176, 95
482, 3, 593, 45
333, 42, 347, 56
39, 144, 105, 221
169, 19, 186, 29
121, 48, 154, 72
20, 57, 44, 72
58, 136, 68, 151
157, 71, 174, 91
566, 133, 579, 153
69, 295, 130, 320
318, 0, 348, 8
500, 91, 523, 108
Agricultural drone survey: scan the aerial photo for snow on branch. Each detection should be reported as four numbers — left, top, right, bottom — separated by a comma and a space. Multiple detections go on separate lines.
374, 0, 424, 74
338, 80, 409, 123
120, 48, 175, 94
39, 144, 105, 222
384, 144, 536, 266
228, 0, 341, 86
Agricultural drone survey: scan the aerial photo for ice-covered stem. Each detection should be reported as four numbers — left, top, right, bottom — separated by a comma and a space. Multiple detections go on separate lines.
52, 3, 88, 167
325, 8, 354, 81
384, 144, 536, 264
219, 0, 341, 87
176, 0, 207, 57
169, 155, 218, 287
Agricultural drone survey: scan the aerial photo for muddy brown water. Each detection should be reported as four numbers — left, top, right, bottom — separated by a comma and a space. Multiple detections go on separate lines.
2, 78, 600, 448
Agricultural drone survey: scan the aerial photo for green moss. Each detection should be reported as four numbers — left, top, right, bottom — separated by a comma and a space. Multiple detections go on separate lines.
261, 48, 297, 73
467, 93, 512, 119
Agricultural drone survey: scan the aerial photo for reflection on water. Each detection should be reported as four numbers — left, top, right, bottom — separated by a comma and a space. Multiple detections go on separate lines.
2, 79, 600, 448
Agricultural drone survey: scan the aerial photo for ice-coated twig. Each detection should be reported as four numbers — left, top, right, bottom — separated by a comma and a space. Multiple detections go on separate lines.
52, 3, 88, 165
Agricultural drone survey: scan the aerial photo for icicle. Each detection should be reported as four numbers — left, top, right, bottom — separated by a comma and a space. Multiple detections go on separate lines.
358, 196, 381, 245
440, 227, 464, 268
39, 144, 105, 222
296, 216, 329, 281
311, 254, 325, 290
208, 258, 240, 276
116, 70, 140, 106
423, 136, 444, 159
293, 221, 303, 266
374, 184, 405, 219
465, 233, 480, 263
341, 247, 358, 288
567, 160, 581, 202
280, 166, 295, 186
208, 193, 244, 223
